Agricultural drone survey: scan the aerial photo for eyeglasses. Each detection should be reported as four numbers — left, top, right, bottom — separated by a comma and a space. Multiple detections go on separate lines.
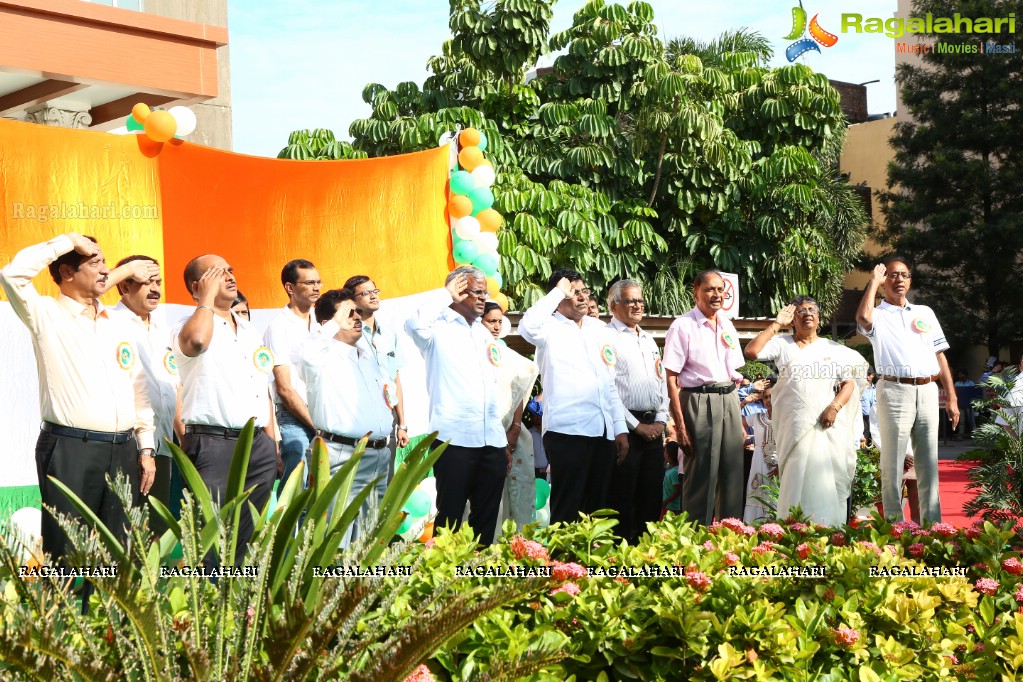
297, 279, 323, 287
468, 289, 489, 298
354, 289, 381, 297
795, 306, 819, 316
571, 288, 592, 298
886, 272, 911, 280
620, 299, 645, 307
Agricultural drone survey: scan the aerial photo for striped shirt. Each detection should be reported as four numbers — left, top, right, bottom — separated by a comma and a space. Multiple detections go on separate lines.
605, 318, 669, 430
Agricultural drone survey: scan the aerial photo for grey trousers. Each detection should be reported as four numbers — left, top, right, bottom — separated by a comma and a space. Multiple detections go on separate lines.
681, 389, 744, 525
877, 380, 940, 522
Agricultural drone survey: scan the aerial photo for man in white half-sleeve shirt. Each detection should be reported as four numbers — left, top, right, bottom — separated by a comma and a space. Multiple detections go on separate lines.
518, 268, 629, 526
604, 279, 668, 543
174, 254, 278, 564
293, 289, 394, 543
856, 255, 959, 523
405, 266, 507, 545
264, 259, 320, 488
0, 233, 157, 564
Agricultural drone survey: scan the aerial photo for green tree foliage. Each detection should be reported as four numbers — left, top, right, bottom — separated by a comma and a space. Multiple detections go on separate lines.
881, 0, 1023, 355
280, 0, 867, 316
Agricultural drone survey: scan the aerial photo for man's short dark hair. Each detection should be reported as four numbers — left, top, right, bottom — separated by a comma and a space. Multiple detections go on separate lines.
48, 235, 97, 284
692, 269, 723, 289
343, 275, 372, 291
114, 255, 159, 294
882, 255, 913, 272
282, 259, 316, 287
183, 255, 208, 294
546, 268, 583, 293
314, 288, 355, 324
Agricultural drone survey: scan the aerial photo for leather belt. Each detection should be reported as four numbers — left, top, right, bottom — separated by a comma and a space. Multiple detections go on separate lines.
682, 383, 737, 395
41, 421, 133, 445
880, 374, 941, 386
318, 431, 388, 450
185, 424, 244, 439
629, 410, 658, 423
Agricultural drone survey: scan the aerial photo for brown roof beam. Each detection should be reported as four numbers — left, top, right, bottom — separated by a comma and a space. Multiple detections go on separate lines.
0, 78, 88, 116
89, 93, 178, 127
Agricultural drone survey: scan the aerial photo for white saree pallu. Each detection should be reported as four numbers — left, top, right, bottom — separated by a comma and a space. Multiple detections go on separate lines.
758, 336, 868, 527
494, 344, 539, 534
744, 413, 775, 524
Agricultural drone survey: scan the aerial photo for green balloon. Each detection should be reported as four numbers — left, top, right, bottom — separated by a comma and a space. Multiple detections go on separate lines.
406, 489, 431, 518
454, 239, 479, 264
473, 251, 500, 277
535, 479, 551, 509
126, 115, 144, 132
450, 170, 475, 196
397, 514, 413, 535
478, 132, 488, 151
468, 187, 494, 215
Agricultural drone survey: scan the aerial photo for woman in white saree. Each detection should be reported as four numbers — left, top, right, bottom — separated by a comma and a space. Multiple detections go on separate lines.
744, 296, 868, 526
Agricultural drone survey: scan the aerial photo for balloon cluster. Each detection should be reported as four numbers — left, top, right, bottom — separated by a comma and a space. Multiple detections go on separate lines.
445, 128, 509, 312
125, 103, 197, 142
397, 477, 438, 542
535, 478, 551, 527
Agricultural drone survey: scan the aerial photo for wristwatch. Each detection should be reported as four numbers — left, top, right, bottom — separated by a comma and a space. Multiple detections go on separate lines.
138, 448, 156, 457
397, 425, 408, 432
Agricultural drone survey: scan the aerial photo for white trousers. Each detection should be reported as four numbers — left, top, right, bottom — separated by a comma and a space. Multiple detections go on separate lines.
877, 380, 940, 522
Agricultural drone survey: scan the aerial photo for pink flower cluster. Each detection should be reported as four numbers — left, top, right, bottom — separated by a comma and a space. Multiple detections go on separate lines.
404, 664, 435, 682
788, 522, 811, 534
550, 581, 581, 597
716, 518, 756, 536
685, 566, 712, 592
551, 561, 588, 581
930, 522, 957, 538
751, 542, 779, 556
830, 532, 846, 547
832, 626, 860, 648
796, 543, 811, 560
856, 541, 882, 555
1003, 557, 1023, 576
758, 523, 785, 540
975, 578, 1000, 596
723, 551, 740, 567
964, 524, 983, 540
510, 536, 549, 563
908, 543, 925, 558
702, 540, 716, 551
1014, 584, 1023, 603
891, 520, 919, 535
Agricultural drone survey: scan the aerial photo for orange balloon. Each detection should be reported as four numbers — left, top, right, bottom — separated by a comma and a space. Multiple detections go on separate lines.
477, 208, 503, 233
448, 194, 473, 219
418, 521, 435, 543
144, 110, 177, 143
458, 146, 484, 171
459, 128, 481, 147
493, 292, 510, 312
131, 102, 151, 124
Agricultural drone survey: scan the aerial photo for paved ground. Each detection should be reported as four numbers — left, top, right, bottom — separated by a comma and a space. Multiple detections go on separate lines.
938, 437, 980, 461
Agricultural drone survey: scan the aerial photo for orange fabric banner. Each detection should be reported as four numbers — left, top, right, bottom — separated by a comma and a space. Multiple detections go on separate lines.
0, 118, 452, 306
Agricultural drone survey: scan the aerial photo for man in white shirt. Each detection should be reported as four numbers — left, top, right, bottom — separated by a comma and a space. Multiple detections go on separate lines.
264, 259, 320, 488
405, 266, 507, 545
109, 254, 183, 530
0, 233, 157, 564
605, 279, 668, 543
293, 289, 394, 542
519, 268, 629, 525
856, 256, 959, 522
174, 254, 279, 564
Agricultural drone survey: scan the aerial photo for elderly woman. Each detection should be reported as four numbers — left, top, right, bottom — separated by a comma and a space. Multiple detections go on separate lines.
744, 296, 868, 526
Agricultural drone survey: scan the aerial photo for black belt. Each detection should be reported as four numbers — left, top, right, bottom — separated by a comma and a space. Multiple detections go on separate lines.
185, 424, 244, 439
880, 374, 941, 386
682, 383, 737, 395
41, 421, 133, 444
317, 431, 388, 450
629, 410, 658, 423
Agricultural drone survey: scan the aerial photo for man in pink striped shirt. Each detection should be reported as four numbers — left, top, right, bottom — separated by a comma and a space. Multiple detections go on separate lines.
663, 271, 745, 525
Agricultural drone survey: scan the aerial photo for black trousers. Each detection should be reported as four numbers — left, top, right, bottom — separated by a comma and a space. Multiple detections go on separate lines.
433, 444, 506, 545
148, 456, 173, 537
863, 415, 872, 445
35, 430, 140, 564
181, 429, 277, 565
607, 431, 664, 543
544, 431, 615, 525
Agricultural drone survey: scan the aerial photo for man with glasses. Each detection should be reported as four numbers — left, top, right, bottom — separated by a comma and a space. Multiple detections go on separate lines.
856, 256, 958, 523
405, 266, 507, 544
344, 275, 410, 473
663, 270, 745, 526
604, 279, 668, 542
519, 269, 629, 524
264, 259, 320, 487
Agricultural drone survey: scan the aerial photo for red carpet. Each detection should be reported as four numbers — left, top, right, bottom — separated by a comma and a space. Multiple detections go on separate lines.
938, 460, 978, 527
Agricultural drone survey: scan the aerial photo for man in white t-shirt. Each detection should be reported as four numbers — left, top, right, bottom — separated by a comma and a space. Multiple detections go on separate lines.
856, 256, 959, 523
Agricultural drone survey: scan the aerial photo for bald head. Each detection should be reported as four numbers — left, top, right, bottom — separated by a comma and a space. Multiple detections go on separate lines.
183, 254, 237, 305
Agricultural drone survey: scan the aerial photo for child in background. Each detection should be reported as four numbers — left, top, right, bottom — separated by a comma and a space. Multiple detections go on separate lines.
662, 441, 682, 517
525, 395, 547, 479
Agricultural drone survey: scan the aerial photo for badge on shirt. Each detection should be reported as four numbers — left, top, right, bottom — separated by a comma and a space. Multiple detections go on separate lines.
600, 344, 617, 367
163, 349, 178, 375
655, 357, 664, 380
911, 318, 931, 334
487, 342, 503, 367
116, 341, 135, 371
721, 332, 737, 349
383, 383, 398, 410
253, 346, 274, 374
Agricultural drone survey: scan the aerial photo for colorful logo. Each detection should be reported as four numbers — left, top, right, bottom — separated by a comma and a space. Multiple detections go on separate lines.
487, 343, 502, 367
783, 1, 838, 62
721, 332, 737, 350
163, 350, 177, 375
116, 341, 135, 371
654, 357, 664, 381
912, 318, 931, 334
601, 344, 617, 367
253, 346, 274, 373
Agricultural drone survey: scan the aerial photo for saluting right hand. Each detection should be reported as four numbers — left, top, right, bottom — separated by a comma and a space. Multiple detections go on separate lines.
333, 299, 359, 331
872, 263, 887, 285
445, 273, 470, 303
556, 277, 575, 299
195, 266, 226, 306
775, 304, 796, 327
128, 260, 160, 283
68, 232, 99, 257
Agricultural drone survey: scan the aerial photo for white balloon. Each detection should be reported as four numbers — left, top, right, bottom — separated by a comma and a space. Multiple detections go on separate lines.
473, 231, 498, 253
438, 131, 455, 146
8, 507, 42, 562
454, 216, 481, 241
536, 507, 550, 528
168, 106, 197, 136
471, 165, 496, 188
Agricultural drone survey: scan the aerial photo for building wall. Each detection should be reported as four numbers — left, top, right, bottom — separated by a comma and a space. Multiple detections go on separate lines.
144, 0, 232, 150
